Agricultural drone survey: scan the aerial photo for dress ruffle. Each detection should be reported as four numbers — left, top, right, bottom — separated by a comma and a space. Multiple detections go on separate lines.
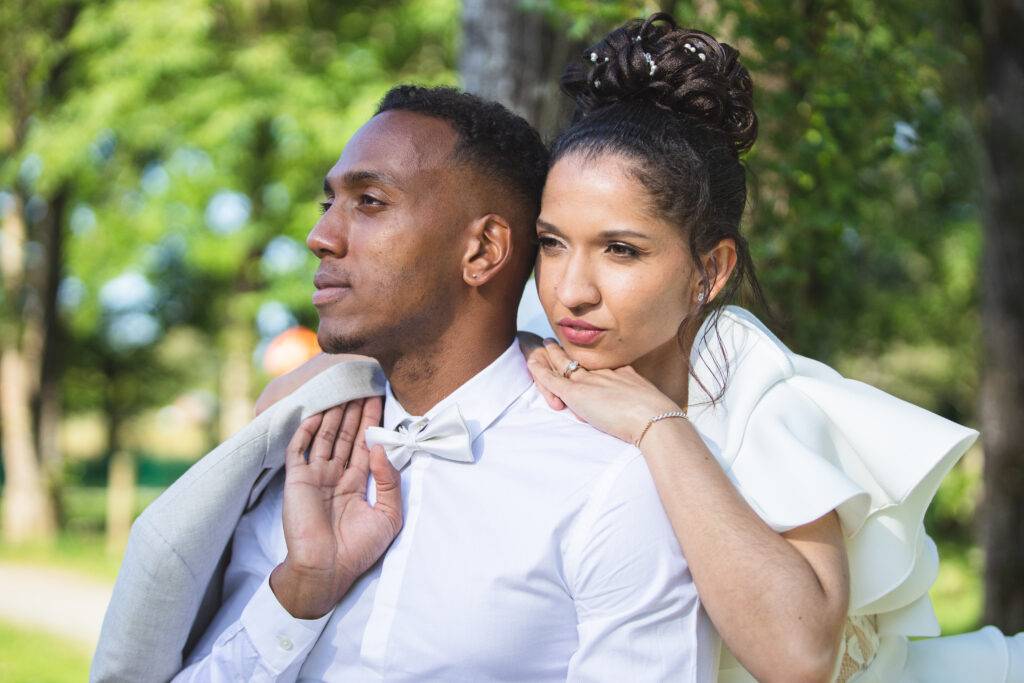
686, 307, 978, 644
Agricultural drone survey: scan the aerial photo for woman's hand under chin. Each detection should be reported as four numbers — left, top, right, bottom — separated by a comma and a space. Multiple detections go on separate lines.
522, 336, 683, 445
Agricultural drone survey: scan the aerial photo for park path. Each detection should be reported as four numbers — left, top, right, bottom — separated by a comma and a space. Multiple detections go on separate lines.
0, 561, 112, 651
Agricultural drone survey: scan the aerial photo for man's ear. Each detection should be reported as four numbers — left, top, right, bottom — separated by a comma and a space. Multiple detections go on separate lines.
462, 213, 513, 286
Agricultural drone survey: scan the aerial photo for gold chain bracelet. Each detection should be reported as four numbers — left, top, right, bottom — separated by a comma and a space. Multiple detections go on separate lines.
634, 410, 688, 448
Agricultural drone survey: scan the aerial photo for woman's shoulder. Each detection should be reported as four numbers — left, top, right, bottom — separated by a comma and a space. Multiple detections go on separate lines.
687, 305, 801, 417
695, 305, 978, 636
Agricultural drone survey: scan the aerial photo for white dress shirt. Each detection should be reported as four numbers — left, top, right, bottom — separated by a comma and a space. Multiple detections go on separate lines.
176, 342, 715, 681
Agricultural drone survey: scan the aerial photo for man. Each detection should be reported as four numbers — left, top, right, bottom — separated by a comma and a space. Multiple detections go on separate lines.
96, 86, 713, 681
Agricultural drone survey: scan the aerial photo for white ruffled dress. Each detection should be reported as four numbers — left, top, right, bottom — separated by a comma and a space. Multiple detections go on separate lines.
682, 306, 1023, 683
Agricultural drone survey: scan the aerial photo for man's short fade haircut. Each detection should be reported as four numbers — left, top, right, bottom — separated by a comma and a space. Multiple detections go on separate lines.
376, 85, 549, 221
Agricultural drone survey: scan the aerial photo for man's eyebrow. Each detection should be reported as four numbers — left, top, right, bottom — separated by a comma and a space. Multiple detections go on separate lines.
343, 170, 402, 189
322, 170, 403, 196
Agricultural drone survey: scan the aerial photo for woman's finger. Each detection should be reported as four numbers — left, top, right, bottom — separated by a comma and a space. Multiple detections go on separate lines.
309, 405, 345, 463
331, 399, 364, 469
540, 382, 567, 411
526, 357, 567, 410
516, 330, 546, 361
542, 338, 574, 374
286, 413, 324, 468
530, 358, 577, 400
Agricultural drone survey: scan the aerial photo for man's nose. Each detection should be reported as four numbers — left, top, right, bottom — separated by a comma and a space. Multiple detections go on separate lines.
556, 255, 601, 310
307, 211, 349, 259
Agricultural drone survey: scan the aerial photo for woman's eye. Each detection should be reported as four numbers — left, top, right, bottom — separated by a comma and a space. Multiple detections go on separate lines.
537, 235, 563, 251
319, 201, 332, 214
607, 242, 640, 258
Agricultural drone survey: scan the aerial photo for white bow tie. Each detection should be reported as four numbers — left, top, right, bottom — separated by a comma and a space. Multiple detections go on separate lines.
364, 403, 474, 471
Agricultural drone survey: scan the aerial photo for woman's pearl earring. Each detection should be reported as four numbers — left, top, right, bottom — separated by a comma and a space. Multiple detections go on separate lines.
696, 291, 705, 304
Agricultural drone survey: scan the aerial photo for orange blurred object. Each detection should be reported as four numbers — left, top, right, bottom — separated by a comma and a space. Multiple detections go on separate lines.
263, 326, 321, 377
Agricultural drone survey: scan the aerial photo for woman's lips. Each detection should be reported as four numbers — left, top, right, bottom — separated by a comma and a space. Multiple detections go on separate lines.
312, 286, 351, 306
558, 319, 606, 346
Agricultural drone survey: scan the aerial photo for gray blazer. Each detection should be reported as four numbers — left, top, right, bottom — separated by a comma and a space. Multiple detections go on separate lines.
90, 359, 385, 682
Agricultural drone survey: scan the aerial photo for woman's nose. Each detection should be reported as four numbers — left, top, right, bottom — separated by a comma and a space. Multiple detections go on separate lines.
556, 256, 601, 310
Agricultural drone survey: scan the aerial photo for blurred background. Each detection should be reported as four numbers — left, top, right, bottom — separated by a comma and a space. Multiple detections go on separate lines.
1, 0, 1021, 679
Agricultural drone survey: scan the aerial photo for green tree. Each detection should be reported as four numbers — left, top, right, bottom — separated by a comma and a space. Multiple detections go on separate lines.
34, 0, 456, 545
0, 0, 84, 544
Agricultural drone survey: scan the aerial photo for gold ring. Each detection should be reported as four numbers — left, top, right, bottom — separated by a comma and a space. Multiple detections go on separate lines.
562, 360, 581, 378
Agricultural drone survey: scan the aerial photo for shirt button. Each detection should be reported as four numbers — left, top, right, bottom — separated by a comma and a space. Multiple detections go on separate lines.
277, 634, 294, 651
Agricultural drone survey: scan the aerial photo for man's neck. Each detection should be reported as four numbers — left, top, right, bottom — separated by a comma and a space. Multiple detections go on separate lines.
383, 319, 516, 417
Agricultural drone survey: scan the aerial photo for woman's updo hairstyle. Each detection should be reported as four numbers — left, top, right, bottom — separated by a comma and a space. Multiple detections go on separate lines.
551, 12, 769, 392
560, 13, 757, 154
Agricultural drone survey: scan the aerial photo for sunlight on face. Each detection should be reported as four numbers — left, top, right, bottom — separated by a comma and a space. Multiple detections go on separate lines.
535, 152, 700, 371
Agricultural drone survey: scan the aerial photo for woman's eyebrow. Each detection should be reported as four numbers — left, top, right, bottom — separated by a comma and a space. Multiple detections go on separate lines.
599, 229, 650, 240
536, 218, 563, 235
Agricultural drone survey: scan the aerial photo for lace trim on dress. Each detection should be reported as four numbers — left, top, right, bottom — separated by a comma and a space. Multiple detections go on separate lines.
834, 614, 880, 682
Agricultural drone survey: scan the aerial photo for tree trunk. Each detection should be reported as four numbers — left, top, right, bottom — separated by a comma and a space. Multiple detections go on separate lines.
1, 195, 57, 543
219, 298, 255, 441
105, 449, 136, 554
459, 0, 580, 137
101, 378, 136, 553
980, 0, 1024, 633
35, 188, 68, 520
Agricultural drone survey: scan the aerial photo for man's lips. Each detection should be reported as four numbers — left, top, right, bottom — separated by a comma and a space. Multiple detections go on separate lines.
312, 285, 351, 306
312, 273, 352, 306
558, 317, 607, 346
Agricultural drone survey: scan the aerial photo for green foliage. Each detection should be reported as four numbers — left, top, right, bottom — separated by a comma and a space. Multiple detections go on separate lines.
535, 0, 982, 381
4, 0, 458, 431
930, 541, 985, 634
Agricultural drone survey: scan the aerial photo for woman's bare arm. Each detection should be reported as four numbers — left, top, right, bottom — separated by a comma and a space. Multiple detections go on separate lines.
640, 419, 848, 683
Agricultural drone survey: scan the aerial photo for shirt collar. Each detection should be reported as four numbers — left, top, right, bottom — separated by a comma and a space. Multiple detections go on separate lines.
382, 342, 534, 444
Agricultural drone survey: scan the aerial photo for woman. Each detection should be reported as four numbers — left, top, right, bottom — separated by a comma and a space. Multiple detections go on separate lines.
521, 13, 1021, 682
257, 14, 1023, 682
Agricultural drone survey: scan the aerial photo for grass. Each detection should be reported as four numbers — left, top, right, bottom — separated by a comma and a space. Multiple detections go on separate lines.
0, 620, 91, 683
0, 531, 121, 582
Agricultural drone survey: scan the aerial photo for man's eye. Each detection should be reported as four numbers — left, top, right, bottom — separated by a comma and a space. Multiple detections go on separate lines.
319, 201, 332, 214
360, 194, 384, 206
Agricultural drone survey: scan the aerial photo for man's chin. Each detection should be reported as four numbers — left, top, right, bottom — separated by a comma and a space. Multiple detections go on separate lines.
316, 327, 371, 355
